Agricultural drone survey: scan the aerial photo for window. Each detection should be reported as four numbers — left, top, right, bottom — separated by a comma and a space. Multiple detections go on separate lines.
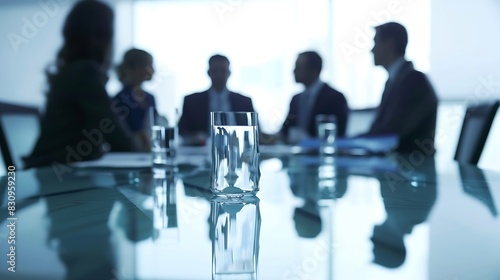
129, 0, 430, 133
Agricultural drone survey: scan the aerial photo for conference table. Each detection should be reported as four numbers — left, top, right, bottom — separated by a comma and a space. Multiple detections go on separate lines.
1, 146, 500, 280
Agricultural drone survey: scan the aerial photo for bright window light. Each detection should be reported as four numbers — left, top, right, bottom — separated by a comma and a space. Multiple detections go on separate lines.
131, 0, 430, 133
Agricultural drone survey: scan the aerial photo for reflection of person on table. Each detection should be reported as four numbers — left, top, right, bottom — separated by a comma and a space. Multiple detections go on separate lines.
37, 170, 152, 279
371, 156, 437, 268
281, 155, 349, 237
285, 156, 322, 238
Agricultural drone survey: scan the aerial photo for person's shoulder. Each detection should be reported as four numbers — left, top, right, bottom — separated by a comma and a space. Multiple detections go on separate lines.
398, 62, 429, 82
406, 68, 426, 80
184, 90, 208, 100
113, 86, 129, 99
321, 83, 346, 99
51, 60, 106, 93
401, 68, 437, 98
404, 69, 434, 89
229, 91, 252, 101
58, 60, 106, 86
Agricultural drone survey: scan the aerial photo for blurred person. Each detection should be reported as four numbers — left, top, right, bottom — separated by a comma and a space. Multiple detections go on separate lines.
24, 0, 140, 169
281, 51, 349, 143
113, 48, 165, 151
371, 156, 437, 268
178, 54, 255, 146
365, 22, 438, 154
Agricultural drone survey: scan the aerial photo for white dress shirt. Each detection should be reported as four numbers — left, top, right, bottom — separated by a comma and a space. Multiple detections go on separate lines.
386, 57, 406, 88
298, 79, 324, 130
209, 88, 232, 112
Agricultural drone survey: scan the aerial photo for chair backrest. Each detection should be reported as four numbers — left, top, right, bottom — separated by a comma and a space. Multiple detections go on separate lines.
0, 102, 40, 171
346, 108, 377, 137
454, 100, 499, 165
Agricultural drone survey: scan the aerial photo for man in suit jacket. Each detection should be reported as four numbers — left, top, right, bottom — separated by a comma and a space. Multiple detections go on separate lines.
281, 51, 349, 142
368, 22, 438, 154
178, 54, 254, 145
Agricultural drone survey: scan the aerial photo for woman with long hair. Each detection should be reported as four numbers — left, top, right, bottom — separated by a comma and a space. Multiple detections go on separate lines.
24, 0, 140, 169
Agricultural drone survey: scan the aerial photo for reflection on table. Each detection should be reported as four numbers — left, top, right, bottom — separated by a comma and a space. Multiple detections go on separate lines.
1, 150, 500, 279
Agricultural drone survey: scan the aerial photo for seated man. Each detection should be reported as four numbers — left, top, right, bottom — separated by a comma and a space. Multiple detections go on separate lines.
178, 54, 254, 145
281, 51, 349, 143
366, 22, 438, 154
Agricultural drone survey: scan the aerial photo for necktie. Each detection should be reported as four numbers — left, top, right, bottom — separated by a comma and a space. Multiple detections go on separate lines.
380, 78, 392, 105
298, 91, 310, 130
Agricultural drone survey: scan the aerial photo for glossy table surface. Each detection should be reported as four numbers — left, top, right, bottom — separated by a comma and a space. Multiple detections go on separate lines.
1, 149, 500, 280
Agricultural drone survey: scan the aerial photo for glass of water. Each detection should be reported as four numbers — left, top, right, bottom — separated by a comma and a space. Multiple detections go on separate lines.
210, 111, 260, 197
150, 108, 177, 168
211, 196, 260, 280
316, 114, 337, 155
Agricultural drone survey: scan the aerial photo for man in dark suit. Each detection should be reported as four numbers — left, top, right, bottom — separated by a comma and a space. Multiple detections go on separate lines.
281, 51, 349, 143
367, 22, 438, 154
178, 54, 254, 145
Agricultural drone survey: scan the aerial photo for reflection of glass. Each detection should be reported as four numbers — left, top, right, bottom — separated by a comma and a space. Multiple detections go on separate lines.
211, 196, 260, 280
152, 169, 178, 242
211, 112, 260, 197
318, 156, 337, 199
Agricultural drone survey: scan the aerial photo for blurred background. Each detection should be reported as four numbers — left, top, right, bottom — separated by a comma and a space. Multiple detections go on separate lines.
1, 0, 500, 169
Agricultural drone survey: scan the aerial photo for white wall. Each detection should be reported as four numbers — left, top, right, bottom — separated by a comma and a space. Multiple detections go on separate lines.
2, 0, 500, 108
0, 0, 131, 108
429, 0, 500, 101
0, 0, 72, 108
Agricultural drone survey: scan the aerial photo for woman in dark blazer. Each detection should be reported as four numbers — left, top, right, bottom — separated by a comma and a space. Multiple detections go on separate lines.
24, 1, 139, 169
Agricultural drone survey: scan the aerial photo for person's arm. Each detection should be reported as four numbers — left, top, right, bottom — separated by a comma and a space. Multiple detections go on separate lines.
280, 95, 298, 140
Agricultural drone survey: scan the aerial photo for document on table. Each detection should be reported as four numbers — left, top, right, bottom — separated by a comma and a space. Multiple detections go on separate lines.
291, 134, 399, 155
72, 153, 152, 168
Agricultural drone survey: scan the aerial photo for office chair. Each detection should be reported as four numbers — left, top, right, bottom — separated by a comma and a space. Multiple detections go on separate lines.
459, 165, 497, 217
346, 107, 377, 137
0, 102, 40, 170
454, 100, 499, 165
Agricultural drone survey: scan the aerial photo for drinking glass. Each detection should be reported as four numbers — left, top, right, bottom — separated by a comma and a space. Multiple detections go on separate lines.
316, 114, 337, 155
211, 196, 260, 280
211, 112, 260, 197
150, 108, 177, 168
